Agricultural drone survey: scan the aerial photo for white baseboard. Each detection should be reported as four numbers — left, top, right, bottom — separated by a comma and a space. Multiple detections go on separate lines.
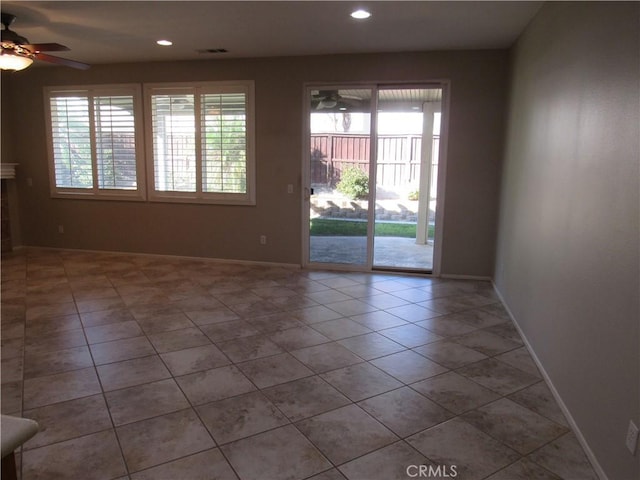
440, 273, 492, 281
491, 281, 608, 480
16, 245, 302, 270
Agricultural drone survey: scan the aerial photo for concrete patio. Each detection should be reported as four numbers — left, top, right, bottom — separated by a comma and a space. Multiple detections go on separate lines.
309, 236, 433, 270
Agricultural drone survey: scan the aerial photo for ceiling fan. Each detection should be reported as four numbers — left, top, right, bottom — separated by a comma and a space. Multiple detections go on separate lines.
1, 12, 89, 71
311, 90, 365, 111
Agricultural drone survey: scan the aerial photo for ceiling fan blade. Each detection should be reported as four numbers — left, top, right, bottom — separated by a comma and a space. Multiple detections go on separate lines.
24, 43, 70, 53
35, 52, 90, 70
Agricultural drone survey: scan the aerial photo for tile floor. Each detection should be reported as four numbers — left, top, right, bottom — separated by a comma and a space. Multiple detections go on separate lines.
1, 248, 599, 480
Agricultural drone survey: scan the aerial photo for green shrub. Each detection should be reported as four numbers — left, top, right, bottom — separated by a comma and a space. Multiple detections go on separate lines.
407, 190, 419, 201
337, 166, 369, 200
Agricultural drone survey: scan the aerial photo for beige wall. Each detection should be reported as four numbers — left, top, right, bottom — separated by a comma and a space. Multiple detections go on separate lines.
495, 3, 639, 479
2, 50, 508, 274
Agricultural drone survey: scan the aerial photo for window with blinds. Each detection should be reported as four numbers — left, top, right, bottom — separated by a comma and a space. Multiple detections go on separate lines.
45, 85, 144, 199
146, 81, 255, 205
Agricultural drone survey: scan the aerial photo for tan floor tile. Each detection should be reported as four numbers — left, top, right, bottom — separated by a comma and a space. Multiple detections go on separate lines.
527, 432, 598, 480
1, 381, 22, 414
406, 418, 520, 480
384, 304, 441, 322
508, 381, 569, 427
184, 306, 241, 325
268, 325, 332, 350
105, 378, 190, 425
25, 313, 82, 338
296, 404, 398, 465
22, 429, 126, 480
90, 336, 156, 365
25, 328, 87, 355
23, 367, 102, 409
321, 363, 403, 402
130, 448, 238, 480
325, 299, 379, 317
339, 441, 432, 480
462, 398, 567, 454
338, 332, 406, 360
450, 329, 522, 356
416, 315, 478, 337
291, 342, 364, 373
200, 320, 261, 342
370, 350, 448, 384
161, 344, 230, 376
217, 334, 284, 363
358, 387, 452, 437
23, 394, 112, 450
117, 408, 214, 473
263, 376, 351, 422
485, 458, 562, 480
456, 358, 540, 395
412, 340, 488, 369
80, 308, 136, 328
290, 305, 344, 324
97, 355, 171, 391
197, 391, 289, 444
137, 312, 196, 334
237, 352, 314, 388
311, 318, 373, 340
85, 320, 143, 344
24, 345, 93, 379
378, 324, 443, 348
361, 293, 410, 310
147, 327, 211, 353
495, 346, 541, 377
4, 251, 600, 480
349, 310, 408, 330
411, 371, 501, 414
221, 425, 331, 480
246, 312, 304, 332
308, 468, 347, 480
1, 356, 23, 383
176, 365, 256, 405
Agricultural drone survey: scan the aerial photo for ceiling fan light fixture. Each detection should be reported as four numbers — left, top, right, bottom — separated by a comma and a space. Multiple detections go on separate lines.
350, 9, 371, 20
0, 50, 33, 71
156, 39, 173, 46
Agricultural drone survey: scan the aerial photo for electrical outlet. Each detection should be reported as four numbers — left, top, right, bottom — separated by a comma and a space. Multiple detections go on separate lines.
626, 420, 638, 455
287, 184, 294, 194
58, 225, 64, 234
259, 235, 267, 245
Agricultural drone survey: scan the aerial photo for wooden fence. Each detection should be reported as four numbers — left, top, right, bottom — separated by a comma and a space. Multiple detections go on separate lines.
310, 134, 423, 188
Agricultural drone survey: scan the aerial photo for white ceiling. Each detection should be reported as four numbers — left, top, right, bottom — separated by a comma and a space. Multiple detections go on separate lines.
2, 1, 543, 67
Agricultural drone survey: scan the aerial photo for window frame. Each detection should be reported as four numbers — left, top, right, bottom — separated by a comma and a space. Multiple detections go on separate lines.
144, 81, 256, 206
44, 84, 146, 201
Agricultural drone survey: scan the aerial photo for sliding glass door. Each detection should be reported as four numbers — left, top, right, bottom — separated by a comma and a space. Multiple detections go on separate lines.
305, 85, 443, 273
307, 88, 373, 266
373, 87, 442, 271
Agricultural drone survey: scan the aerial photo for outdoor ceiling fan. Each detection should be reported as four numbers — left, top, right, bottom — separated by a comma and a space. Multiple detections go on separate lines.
312, 90, 364, 111
0, 12, 90, 71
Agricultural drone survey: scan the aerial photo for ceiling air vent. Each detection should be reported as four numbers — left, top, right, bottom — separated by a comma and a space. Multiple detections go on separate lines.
197, 48, 228, 54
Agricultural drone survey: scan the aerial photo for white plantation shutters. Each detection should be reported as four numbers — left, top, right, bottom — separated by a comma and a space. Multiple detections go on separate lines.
150, 93, 197, 192
94, 95, 138, 190
45, 81, 254, 205
201, 92, 247, 194
146, 82, 255, 205
49, 95, 92, 189
45, 86, 144, 199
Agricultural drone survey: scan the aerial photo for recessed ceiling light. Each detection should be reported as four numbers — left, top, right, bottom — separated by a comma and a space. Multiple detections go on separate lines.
156, 39, 173, 46
350, 9, 371, 19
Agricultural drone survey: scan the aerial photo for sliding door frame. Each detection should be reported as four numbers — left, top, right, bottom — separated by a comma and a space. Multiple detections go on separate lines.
302, 81, 450, 276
